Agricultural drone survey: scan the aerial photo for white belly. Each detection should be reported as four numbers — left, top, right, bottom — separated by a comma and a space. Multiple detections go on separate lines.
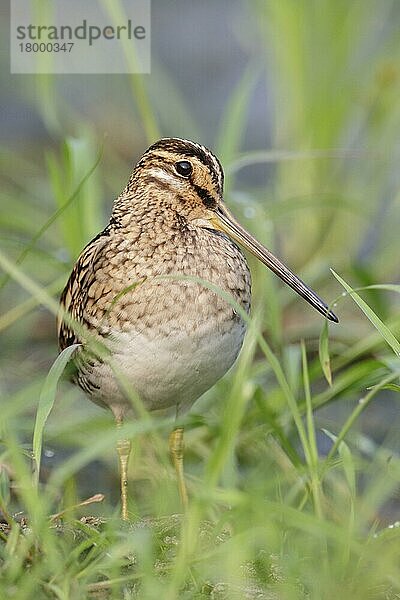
90, 319, 246, 416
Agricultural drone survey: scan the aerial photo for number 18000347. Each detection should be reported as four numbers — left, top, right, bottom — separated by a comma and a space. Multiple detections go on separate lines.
18, 42, 74, 52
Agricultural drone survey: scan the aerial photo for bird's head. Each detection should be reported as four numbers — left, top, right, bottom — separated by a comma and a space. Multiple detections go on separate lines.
127, 137, 338, 323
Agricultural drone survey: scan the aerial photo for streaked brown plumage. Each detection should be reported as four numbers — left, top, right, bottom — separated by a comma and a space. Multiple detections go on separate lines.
58, 137, 337, 519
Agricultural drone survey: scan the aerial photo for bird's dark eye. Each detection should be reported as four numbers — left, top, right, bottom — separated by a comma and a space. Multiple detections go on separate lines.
175, 160, 193, 177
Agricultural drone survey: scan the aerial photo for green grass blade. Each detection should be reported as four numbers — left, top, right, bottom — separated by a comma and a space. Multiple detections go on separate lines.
331, 270, 400, 357
0, 249, 61, 316
319, 320, 333, 386
325, 369, 400, 463
257, 335, 312, 467
100, 0, 160, 142
0, 148, 102, 293
377, 383, 400, 393
32, 345, 79, 488
301, 341, 318, 466
338, 440, 356, 498
0, 275, 66, 333
204, 312, 260, 488
301, 340, 323, 518
47, 136, 103, 256
215, 65, 259, 165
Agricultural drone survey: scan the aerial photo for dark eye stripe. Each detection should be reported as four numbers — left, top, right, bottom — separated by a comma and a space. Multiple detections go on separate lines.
192, 184, 216, 209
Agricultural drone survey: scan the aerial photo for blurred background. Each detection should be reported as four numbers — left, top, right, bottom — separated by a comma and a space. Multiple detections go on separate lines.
1, 0, 400, 518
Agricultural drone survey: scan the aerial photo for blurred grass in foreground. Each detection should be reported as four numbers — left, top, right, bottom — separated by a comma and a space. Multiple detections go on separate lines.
1, 0, 400, 598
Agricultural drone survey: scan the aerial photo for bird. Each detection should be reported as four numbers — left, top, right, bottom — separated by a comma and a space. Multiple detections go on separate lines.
57, 137, 338, 520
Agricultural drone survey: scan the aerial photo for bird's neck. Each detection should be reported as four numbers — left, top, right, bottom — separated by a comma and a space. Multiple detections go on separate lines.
110, 190, 191, 243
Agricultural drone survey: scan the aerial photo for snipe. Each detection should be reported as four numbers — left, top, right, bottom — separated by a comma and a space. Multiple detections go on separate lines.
58, 138, 338, 519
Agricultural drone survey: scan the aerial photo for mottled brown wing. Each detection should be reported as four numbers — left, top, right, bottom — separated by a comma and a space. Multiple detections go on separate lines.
57, 233, 108, 350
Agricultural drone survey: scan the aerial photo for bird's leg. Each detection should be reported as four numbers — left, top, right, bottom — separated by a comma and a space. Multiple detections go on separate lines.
115, 418, 131, 521
169, 427, 188, 510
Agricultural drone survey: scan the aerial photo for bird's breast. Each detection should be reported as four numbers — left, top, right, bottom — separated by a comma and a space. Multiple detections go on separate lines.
87, 227, 251, 336
80, 227, 251, 413
105, 315, 246, 412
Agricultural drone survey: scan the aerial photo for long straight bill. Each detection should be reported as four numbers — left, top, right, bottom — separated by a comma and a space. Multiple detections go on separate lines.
212, 206, 339, 323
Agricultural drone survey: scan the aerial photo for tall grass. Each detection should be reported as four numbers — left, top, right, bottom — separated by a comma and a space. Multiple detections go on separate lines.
1, 1, 400, 598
